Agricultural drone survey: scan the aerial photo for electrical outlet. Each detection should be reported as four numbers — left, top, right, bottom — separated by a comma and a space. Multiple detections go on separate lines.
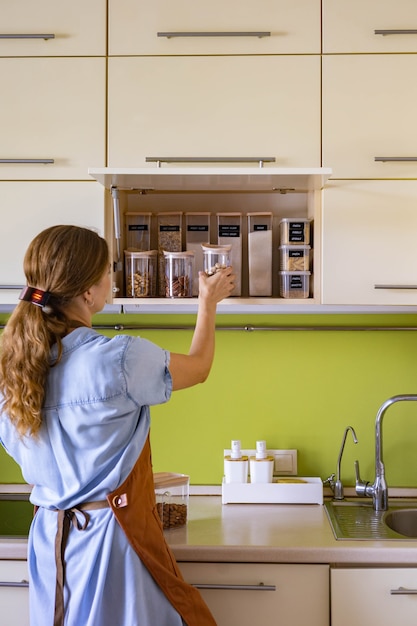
223, 449, 298, 476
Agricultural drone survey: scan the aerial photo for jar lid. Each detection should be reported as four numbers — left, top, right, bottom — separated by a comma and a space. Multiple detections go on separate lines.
153, 472, 190, 488
201, 243, 232, 252
124, 249, 158, 257
162, 250, 194, 258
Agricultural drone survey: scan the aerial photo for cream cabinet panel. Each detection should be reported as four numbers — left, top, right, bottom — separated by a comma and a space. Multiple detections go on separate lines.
0, 0, 106, 56
322, 55, 417, 179
0, 58, 106, 180
109, 0, 321, 55
180, 562, 329, 626
0, 182, 105, 306
108, 56, 321, 168
323, 0, 417, 53
0, 560, 29, 626
331, 568, 417, 626
322, 180, 417, 306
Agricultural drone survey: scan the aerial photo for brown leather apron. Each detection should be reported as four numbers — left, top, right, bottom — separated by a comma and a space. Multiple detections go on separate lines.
107, 435, 217, 626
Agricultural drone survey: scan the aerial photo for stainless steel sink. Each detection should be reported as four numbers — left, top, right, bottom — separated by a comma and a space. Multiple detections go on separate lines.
325, 498, 417, 541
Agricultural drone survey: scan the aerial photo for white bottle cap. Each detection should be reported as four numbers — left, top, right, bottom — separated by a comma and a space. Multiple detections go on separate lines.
255, 440, 267, 460
231, 440, 242, 460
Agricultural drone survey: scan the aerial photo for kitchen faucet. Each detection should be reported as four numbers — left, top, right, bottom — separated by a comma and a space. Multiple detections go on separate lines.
355, 394, 417, 511
324, 426, 358, 500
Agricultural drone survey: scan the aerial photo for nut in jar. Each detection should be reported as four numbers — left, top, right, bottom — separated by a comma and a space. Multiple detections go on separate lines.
202, 243, 232, 276
124, 250, 157, 298
154, 472, 190, 529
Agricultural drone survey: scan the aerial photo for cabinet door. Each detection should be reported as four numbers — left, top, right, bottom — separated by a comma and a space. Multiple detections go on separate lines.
322, 180, 417, 305
323, 0, 417, 53
0, 0, 106, 56
179, 562, 329, 626
332, 568, 417, 626
0, 560, 29, 626
0, 58, 106, 180
0, 182, 105, 306
109, 0, 321, 55
322, 55, 417, 179
108, 56, 321, 168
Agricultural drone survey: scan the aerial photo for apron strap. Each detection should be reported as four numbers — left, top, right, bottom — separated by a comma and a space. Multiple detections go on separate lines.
52, 501, 109, 626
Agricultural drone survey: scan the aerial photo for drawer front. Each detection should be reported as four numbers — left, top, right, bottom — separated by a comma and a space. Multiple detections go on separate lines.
323, 0, 417, 53
179, 562, 329, 626
0, 560, 29, 626
331, 568, 417, 626
108, 56, 321, 168
109, 0, 321, 55
0, 58, 106, 180
0, 0, 106, 56
322, 55, 417, 179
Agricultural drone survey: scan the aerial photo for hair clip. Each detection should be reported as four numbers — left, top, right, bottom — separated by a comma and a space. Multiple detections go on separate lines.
19, 286, 51, 308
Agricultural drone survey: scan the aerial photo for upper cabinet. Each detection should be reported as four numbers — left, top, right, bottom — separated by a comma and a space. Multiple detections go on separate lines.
323, 0, 417, 53
108, 0, 321, 56
0, 58, 106, 180
108, 56, 321, 169
0, 0, 106, 56
322, 54, 417, 179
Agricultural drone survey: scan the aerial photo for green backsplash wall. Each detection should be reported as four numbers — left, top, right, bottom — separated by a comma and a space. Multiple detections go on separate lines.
2, 312, 417, 488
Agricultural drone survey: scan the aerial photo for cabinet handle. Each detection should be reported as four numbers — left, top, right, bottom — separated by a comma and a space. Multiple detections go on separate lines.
0, 159, 54, 164
146, 157, 276, 168
0, 285, 24, 290
391, 586, 417, 595
0, 580, 29, 588
375, 156, 417, 162
375, 29, 417, 36
0, 33, 55, 40
192, 583, 276, 591
375, 284, 417, 290
157, 31, 271, 39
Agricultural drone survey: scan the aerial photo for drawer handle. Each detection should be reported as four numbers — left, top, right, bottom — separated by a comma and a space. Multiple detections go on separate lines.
0, 284, 24, 290
157, 31, 271, 39
0, 159, 54, 164
375, 29, 417, 36
192, 583, 276, 591
375, 156, 417, 162
375, 284, 417, 290
0, 580, 29, 588
146, 156, 276, 168
391, 586, 417, 595
0, 34, 55, 40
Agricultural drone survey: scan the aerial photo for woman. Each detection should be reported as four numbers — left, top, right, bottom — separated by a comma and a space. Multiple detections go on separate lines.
0, 224, 234, 626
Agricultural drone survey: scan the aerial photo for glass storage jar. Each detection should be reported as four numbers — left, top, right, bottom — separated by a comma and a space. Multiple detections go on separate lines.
202, 243, 232, 276
154, 472, 190, 529
124, 249, 158, 297
164, 250, 194, 298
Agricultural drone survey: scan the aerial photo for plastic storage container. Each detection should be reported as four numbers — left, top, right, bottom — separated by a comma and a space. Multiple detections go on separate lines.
157, 212, 183, 296
279, 245, 311, 271
154, 472, 190, 529
279, 218, 311, 245
279, 270, 311, 299
124, 212, 152, 251
164, 250, 194, 298
185, 212, 211, 296
247, 212, 273, 296
202, 243, 232, 276
124, 249, 158, 297
216, 212, 242, 296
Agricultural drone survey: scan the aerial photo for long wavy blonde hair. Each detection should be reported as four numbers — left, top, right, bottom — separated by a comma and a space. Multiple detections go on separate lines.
0, 225, 109, 438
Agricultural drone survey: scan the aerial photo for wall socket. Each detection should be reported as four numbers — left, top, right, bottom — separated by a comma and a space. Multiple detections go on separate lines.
223, 449, 298, 476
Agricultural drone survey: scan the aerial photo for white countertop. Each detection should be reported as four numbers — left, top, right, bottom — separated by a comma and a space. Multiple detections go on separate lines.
3, 495, 417, 565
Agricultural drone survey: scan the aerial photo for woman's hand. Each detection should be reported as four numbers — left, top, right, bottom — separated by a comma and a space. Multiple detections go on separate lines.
198, 267, 235, 305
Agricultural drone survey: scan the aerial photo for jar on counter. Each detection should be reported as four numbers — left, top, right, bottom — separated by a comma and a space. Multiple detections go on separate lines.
154, 472, 190, 529
124, 249, 158, 297
164, 250, 194, 298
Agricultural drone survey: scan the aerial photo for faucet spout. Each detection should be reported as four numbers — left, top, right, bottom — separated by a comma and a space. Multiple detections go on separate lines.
334, 426, 358, 500
355, 394, 417, 511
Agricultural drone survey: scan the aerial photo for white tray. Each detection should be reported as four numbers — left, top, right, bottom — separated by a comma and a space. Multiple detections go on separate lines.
221, 476, 323, 505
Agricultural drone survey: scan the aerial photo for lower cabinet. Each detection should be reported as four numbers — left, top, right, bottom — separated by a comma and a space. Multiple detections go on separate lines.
179, 562, 330, 626
331, 568, 417, 626
0, 560, 29, 626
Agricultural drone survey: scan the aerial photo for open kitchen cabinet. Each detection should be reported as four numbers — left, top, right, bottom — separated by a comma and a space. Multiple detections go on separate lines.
89, 166, 331, 313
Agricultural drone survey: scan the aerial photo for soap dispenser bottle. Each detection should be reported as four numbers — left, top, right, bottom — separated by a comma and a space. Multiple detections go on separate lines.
224, 440, 248, 483
250, 440, 274, 483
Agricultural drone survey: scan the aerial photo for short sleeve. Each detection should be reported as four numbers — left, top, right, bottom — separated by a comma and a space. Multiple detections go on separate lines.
123, 336, 172, 407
